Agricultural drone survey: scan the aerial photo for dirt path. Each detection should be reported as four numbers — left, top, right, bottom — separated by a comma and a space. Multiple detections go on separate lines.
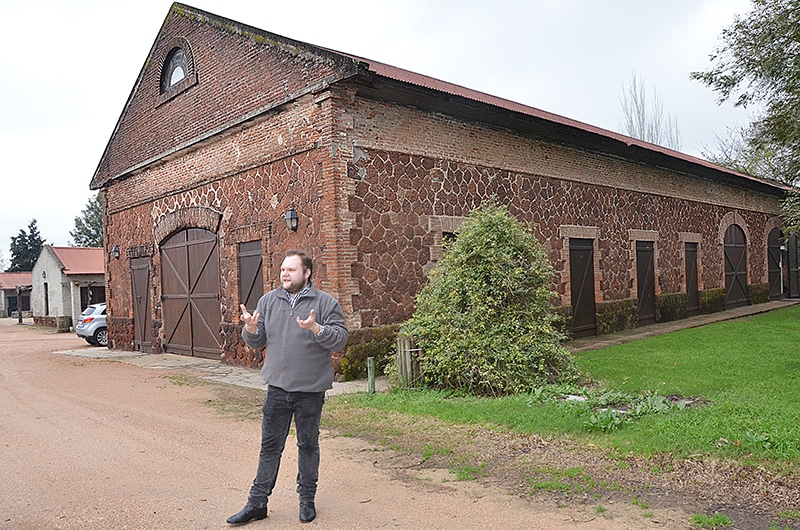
0, 319, 693, 529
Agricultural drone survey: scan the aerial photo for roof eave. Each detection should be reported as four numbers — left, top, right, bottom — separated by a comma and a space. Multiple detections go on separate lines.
346, 56, 789, 197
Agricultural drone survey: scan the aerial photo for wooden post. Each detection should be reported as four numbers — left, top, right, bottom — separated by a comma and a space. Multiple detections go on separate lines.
16, 286, 22, 324
367, 357, 375, 394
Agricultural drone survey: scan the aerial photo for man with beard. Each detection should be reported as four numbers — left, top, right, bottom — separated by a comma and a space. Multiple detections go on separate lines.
227, 249, 349, 525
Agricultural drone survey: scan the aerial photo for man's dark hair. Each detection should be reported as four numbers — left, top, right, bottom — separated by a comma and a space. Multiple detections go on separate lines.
286, 249, 313, 279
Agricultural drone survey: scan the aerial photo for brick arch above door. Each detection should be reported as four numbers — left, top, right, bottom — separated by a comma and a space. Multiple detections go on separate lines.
153, 206, 222, 244
717, 211, 750, 246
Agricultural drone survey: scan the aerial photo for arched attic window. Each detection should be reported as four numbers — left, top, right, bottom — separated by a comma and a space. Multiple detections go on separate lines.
162, 47, 188, 90
157, 37, 197, 106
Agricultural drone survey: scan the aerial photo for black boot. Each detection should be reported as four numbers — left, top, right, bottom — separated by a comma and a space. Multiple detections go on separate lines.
226, 504, 267, 525
299, 500, 316, 523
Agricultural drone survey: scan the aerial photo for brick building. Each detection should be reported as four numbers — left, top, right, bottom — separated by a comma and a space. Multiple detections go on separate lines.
92, 4, 792, 365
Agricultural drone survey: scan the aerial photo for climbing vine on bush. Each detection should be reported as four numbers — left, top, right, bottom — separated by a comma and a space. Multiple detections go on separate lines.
400, 201, 579, 396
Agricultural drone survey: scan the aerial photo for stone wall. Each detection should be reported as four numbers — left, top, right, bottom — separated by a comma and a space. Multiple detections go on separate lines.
341, 92, 781, 326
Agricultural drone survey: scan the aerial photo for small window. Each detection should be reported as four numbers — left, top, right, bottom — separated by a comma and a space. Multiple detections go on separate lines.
156, 38, 197, 106
161, 47, 188, 93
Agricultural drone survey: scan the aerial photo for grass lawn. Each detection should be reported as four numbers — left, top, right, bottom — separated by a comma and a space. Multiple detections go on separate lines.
578, 304, 800, 465
328, 304, 800, 471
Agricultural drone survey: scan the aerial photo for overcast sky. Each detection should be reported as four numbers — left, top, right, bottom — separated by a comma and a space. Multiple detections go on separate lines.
0, 0, 755, 267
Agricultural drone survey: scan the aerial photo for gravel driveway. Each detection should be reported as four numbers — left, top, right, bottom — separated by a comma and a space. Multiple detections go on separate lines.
0, 318, 693, 529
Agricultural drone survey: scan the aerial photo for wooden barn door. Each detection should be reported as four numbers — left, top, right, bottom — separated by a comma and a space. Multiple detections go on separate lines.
636, 241, 656, 325
789, 235, 800, 298
569, 238, 596, 337
685, 242, 699, 316
130, 257, 152, 353
724, 224, 748, 308
160, 228, 222, 359
767, 228, 785, 299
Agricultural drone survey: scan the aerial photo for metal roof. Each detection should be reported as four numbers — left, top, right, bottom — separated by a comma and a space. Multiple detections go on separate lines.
334, 51, 789, 195
0, 272, 33, 289
50, 247, 105, 276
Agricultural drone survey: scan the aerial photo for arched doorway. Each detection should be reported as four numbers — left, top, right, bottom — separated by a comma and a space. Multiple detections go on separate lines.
160, 228, 222, 358
767, 228, 786, 299
724, 224, 748, 308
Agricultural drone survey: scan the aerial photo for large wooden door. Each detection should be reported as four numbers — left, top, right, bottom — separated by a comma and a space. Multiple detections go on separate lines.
131, 257, 152, 353
569, 238, 596, 337
636, 241, 656, 325
160, 228, 222, 359
767, 228, 785, 299
790, 235, 800, 298
724, 224, 748, 308
685, 242, 699, 316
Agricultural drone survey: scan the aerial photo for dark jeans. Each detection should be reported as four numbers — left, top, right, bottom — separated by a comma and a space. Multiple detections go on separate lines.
247, 386, 325, 508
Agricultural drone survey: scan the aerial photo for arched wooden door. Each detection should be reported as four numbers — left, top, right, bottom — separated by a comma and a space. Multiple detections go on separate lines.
160, 228, 222, 359
767, 228, 785, 299
724, 224, 748, 308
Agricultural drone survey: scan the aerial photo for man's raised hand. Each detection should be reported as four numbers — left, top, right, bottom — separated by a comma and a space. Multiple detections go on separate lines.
240, 304, 260, 334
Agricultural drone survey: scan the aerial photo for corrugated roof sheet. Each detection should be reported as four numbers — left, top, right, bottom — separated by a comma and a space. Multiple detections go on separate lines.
336, 52, 787, 193
50, 247, 105, 275
0, 272, 33, 289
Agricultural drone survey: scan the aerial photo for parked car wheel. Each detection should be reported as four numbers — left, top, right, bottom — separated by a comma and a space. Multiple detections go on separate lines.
93, 327, 108, 347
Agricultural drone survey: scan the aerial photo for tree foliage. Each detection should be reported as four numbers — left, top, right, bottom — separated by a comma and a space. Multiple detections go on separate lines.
8, 219, 45, 272
400, 201, 579, 396
701, 124, 784, 180
691, 0, 800, 184
781, 191, 800, 238
619, 72, 681, 151
70, 192, 103, 247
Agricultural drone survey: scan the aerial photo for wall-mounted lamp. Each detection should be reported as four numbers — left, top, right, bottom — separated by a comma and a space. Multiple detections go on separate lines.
111, 245, 121, 259
284, 202, 299, 232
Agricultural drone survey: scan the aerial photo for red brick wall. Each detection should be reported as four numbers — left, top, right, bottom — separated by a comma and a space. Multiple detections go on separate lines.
94, 7, 356, 185
99, 9, 783, 365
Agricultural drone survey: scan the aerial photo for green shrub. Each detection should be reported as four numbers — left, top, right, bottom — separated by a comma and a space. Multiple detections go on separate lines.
699, 288, 726, 314
339, 324, 400, 381
596, 299, 638, 335
748, 283, 770, 305
552, 305, 573, 338
400, 200, 579, 396
657, 292, 687, 323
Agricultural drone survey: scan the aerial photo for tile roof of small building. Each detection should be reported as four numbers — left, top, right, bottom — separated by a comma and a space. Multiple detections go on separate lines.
50, 247, 105, 275
0, 272, 33, 289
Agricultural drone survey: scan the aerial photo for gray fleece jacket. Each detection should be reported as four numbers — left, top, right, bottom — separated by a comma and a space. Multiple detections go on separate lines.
242, 282, 348, 392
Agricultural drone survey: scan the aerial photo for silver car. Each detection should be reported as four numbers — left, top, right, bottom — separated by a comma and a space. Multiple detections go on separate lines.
75, 303, 108, 347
